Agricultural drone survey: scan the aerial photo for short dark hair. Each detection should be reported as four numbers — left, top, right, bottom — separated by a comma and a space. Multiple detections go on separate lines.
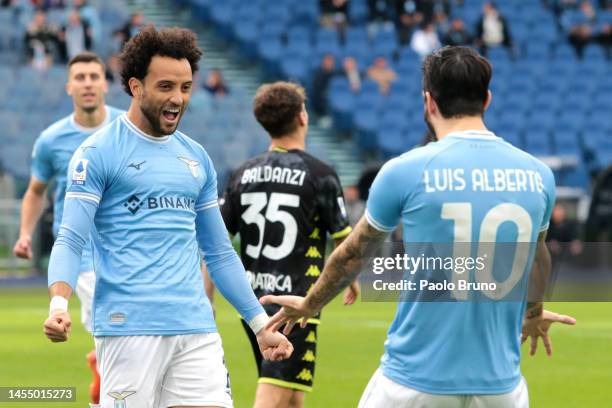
253, 82, 306, 138
119, 25, 202, 96
68, 51, 105, 70
422, 46, 492, 118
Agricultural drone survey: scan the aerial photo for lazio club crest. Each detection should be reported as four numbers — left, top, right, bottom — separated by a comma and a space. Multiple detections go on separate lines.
108, 391, 136, 408
178, 156, 201, 178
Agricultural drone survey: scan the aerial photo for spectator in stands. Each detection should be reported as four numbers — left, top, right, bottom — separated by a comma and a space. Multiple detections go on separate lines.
105, 53, 121, 84
73, 0, 101, 44
320, 0, 348, 33
565, 1, 598, 56
342, 56, 362, 92
24, 9, 60, 69
444, 17, 472, 46
475, 2, 514, 55
312, 53, 337, 116
203, 68, 229, 97
58, 9, 93, 62
31, 0, 66, 10
343, 185, 365, 227
596, 22, 611, 56
115, 12, 145, 47
368, 0, 394, 24
395, 0, 424, 44
410, 21, 441, 57
415, 0, 451, 25
546, 203, 583, 258
367, 56, 397, 94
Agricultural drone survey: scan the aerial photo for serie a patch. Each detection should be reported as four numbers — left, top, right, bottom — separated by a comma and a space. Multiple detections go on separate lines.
72, 159, 89, 185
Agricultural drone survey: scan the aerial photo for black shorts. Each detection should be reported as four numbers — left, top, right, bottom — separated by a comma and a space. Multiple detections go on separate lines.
240, 319, 318, 392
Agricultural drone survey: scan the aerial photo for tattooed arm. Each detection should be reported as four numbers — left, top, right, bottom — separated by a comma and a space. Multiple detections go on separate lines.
261, 216, 387, 332
305, 217, 386, 313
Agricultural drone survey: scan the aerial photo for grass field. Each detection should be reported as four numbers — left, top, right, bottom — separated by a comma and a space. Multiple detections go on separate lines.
0, 287, 611, 407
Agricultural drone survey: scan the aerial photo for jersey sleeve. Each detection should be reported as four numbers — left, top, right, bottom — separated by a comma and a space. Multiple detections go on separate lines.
365, 158, 412, 232
195, 151, 265, 323
317, 169, 352, 240
195, 150, 220, 213
64, 142, 107, 203
539, 163, 556, 232
48, 141, 106, 291
30, 135, 54, 183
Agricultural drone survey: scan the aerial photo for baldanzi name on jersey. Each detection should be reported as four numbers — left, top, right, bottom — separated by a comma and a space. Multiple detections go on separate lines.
123, 194, 196, 215
246, 270, 292, 292
241, 166, 306, 186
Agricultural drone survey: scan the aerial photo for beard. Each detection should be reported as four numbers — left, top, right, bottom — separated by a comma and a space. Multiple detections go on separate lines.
139, 93, 181, 136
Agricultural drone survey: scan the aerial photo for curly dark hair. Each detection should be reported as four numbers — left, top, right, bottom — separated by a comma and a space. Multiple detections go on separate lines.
119, 25, 202, 96
253, 82, 306, 138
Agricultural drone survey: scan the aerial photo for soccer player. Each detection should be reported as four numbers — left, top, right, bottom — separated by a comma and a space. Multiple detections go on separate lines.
261, 46, 576, 407
43, 26, 292, 408
13, 51, 123, 405
215, 82, 359, 408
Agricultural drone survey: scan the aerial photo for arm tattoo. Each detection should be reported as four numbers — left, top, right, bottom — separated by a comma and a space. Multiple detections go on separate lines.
304, 217, 387, 312
525, 302, 543, 319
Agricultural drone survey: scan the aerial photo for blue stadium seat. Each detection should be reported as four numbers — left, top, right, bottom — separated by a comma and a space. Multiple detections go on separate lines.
523, 128, 553, 156
378, 127, 410, 159
355, 91, 384, 115
235, 22, 259, 59
582, 44, 606, 61
348, 0, 369, 25
500, 130, 523, 149
328, 83, 355, 132
353, 109, 379, 150
258, 37, 283, 76
553, 130, 581, 155
372, 27, 398, 59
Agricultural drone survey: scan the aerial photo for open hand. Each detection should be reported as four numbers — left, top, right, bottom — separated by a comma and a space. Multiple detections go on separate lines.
260, 295, 317, 336
522, 309, 576, 356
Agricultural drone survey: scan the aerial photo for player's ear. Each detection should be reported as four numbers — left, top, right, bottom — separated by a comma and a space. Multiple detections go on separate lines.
298, 109, 307, 127
424, 91, 437, 116
129, 77, 142, 98
483, 90, 492, 111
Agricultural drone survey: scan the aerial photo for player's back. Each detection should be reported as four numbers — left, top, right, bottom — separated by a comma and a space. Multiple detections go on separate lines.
366, 130, 555, 395
221, 148, 350, 312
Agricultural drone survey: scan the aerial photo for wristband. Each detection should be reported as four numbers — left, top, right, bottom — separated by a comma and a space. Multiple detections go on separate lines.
248, 312, 270, 334
49, 296, 68, 314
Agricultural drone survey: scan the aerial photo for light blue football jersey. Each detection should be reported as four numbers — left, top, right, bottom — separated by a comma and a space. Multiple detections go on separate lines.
31, 106, 124, 273
48, 114, 264, 336
365, 130, 555, 394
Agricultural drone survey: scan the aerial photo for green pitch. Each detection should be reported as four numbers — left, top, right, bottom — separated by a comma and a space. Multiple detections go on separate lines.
0, 288, 610, 407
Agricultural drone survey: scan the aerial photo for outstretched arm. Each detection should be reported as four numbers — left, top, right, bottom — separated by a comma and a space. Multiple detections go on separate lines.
262, 216, 387, 333
196, 206, 293, 361
522, 230, 576, 356
14, 177, 48, 259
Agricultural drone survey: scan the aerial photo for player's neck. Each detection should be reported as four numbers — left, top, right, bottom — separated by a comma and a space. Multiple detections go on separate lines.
269, 133, 305, 151
73, 105, 107, 129
435, 116, 489, 141
126, 104, 164, 138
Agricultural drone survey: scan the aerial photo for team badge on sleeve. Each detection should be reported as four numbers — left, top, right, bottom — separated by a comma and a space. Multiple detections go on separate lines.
72, 159, 89, 185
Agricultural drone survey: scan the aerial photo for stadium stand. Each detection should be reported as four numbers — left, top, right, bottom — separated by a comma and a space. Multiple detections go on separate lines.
0, 0, 609, 195
173, 0, 610, 192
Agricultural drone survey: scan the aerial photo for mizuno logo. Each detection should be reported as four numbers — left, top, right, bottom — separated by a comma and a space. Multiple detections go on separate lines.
128, 161, 146, 170
80, 145, 96, 152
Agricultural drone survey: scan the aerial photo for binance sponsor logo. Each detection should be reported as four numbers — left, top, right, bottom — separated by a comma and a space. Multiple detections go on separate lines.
305, 331, 316, 343
123, 195, 196, 215
305, 265, 321, 277
296, 369, 313, 382
309, 228, 321, 240
301, 350, 316, 362
305, 246, 322, 258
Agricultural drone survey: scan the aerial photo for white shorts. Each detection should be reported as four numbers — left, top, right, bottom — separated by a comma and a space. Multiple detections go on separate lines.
95, 333, 233, 408
358, 368, 529, 408
75, 271, 95, 333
